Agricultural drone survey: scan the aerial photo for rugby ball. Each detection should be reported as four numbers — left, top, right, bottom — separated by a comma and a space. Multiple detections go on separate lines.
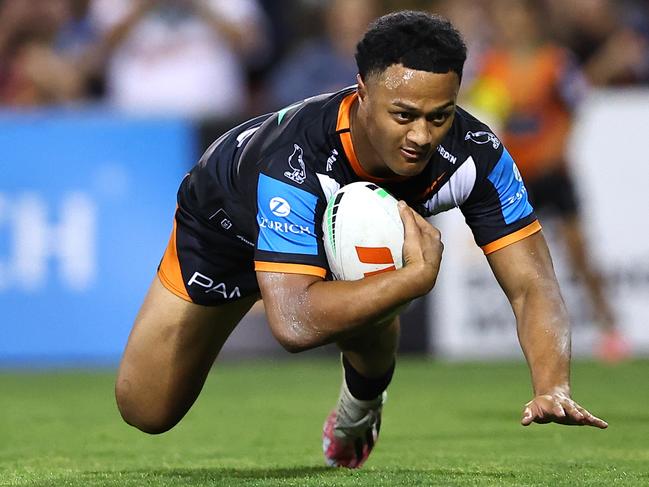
323, 182, 404, 281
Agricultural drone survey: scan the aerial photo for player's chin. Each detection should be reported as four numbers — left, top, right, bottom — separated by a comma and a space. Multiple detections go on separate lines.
392, 157, 429, 177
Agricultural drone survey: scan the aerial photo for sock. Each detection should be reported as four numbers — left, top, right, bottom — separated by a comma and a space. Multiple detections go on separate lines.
342, 355, 395, 401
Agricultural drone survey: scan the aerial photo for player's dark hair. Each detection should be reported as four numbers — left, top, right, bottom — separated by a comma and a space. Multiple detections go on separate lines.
355, 11, 467, 81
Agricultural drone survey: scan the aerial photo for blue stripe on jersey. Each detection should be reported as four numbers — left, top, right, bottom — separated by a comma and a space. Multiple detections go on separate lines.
487, 148, 534, 224
257, 174, 318, 255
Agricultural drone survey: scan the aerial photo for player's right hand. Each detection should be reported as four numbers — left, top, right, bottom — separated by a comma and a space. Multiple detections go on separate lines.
398, 201, 443, 295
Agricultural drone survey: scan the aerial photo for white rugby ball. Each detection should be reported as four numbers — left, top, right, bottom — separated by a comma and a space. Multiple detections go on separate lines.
323, 181, 404, 281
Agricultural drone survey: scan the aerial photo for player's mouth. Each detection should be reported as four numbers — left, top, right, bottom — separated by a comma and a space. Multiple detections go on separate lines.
400, 147, 427, 162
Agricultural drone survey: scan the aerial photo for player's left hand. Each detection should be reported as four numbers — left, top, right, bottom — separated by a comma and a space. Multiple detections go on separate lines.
521, 392, 608, 429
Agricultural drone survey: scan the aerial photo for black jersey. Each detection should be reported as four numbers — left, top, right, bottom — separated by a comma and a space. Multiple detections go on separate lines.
161, 86, 540, 304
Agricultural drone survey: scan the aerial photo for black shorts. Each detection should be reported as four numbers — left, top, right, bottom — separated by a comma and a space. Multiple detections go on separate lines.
526, 168, 579, 218
157, 204, 260, 306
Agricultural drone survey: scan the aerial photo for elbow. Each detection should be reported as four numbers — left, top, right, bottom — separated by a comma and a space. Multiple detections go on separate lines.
279, 337, 310, 354
274, 329, 317, 354
269, 320, 321, 354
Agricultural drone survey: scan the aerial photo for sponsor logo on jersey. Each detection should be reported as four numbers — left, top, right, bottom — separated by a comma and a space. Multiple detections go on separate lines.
436, 145, 457, 164
187, 271, 241, 299
464, 130, 501, 149
487, 148, 533, 224
326, 148, 339, 172
236, 234, 255, 247
258, 218, 312, 235
269, 196, 291, 217
284, 144, 307, 184
505, 160, 527, 206
208, 208, 254, 246
512, 162, 522, 182
256, 174, 318, 255
208, 208, 234, 230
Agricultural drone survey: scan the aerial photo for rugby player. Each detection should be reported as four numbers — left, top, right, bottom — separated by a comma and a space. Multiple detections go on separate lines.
115, 11, 608, 469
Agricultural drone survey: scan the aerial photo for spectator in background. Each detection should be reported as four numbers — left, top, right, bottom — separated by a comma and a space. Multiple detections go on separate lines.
546, 0, 649, 86
0, 0, 86, 106
466, 0, 629, 362
265, 0, 380, 109
89, 0, 270, 118
430, 0, 493, 86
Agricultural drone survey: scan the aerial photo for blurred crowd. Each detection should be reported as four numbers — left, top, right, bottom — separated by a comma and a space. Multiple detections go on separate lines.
1, 0, 638, 360
1, 0, 647, 118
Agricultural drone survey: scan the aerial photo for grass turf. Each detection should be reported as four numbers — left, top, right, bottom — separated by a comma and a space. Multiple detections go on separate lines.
1, 358, 648, 486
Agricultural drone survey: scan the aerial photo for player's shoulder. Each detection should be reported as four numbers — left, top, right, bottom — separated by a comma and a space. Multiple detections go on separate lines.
234, 87, 355, 195
244, 86, 356, 158
444, 106, 505, 172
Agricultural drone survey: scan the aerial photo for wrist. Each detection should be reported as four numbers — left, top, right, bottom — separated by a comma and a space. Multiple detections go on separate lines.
534, 384, 570, 398
399, 262, 436, 296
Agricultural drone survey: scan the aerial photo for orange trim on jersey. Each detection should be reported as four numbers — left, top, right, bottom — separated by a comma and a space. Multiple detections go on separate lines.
336, 93, 408, 184
355, 246, 394, 265
336, 92, 356, 132
481, 220, 542, 255
157, 213, 192, 302
254, 261, 327, 278
418, 170, 448, 199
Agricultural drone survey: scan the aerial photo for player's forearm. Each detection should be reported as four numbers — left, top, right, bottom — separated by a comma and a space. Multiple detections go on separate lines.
514, 279, 572, 396
268, 264, 433, 352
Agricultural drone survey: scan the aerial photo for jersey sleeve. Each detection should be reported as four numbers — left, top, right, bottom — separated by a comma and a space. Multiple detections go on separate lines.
253, 147, 329, 278
460, 145, 541, 254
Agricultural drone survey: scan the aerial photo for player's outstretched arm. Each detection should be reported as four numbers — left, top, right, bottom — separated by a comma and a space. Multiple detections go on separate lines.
257, 202, 442, 352
486, 231, 608, 429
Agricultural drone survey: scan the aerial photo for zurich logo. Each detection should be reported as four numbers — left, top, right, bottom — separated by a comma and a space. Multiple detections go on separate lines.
270, 197, 291, 217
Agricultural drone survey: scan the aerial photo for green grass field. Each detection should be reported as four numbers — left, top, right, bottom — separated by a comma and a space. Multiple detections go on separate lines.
1, 358, 648, 486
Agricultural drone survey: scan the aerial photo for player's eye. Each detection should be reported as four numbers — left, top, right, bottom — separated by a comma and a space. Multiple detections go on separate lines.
429, 111, 452, 125
393, 111, 414, 122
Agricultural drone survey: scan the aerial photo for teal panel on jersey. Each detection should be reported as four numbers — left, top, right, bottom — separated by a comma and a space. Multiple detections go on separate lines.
487, 148, 534, 224
256, 174, 318, 255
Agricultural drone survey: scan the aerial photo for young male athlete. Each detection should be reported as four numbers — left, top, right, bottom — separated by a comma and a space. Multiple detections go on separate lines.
115, 11, 607, 469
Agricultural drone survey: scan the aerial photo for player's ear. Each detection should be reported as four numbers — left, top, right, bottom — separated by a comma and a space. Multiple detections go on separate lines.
356, 74, 367, 103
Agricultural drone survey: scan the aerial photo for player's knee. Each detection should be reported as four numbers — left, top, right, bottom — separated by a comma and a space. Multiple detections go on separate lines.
115, 380, 179, 435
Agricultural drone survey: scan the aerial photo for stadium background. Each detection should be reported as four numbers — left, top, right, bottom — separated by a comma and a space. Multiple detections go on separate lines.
1, 0, 647, 365
2, 1, 649, 485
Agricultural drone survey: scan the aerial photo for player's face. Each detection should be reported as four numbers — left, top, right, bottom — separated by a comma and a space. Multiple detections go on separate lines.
357, 64, 460, 178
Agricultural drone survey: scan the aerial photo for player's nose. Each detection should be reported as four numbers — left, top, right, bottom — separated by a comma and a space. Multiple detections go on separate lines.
406, 119, 433, 148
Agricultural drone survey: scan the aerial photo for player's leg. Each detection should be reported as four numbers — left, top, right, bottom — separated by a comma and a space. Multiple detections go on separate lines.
559, 215, 615, 327
115, 276, 258, 434
323, 318, 400, 468
547, 170, 629, 361
558, 215, 629, 361
337, 317, 400, 378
